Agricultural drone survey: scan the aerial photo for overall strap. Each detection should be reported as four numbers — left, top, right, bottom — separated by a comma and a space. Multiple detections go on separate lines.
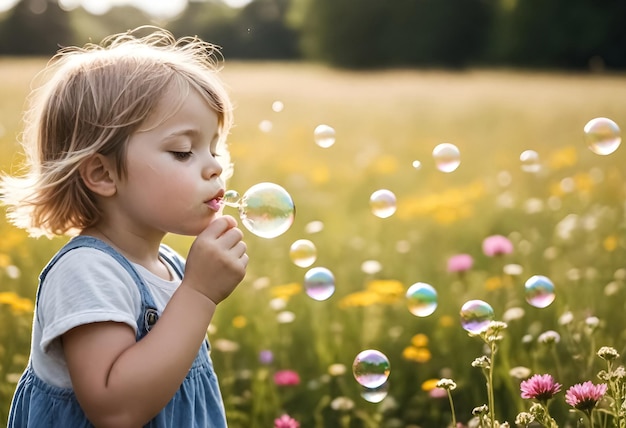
36, 236, 160, 340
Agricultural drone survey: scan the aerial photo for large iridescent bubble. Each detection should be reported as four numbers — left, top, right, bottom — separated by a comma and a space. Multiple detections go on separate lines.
524, 275, 555, 308
460, 300, 494, 334
352, 349, 391, 389
406, 282, 438, 317
222, 183, 295, 239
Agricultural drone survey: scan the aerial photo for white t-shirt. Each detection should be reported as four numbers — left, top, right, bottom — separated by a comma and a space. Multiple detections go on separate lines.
31, 247, 181, 388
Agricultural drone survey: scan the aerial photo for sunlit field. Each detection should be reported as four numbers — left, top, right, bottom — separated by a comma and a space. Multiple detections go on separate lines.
1, 58, 626, 427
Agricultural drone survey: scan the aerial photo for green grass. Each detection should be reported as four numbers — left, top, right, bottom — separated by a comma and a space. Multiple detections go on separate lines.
1, 59, 626, 427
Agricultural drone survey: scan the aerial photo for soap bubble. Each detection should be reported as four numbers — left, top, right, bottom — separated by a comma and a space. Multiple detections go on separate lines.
370, 189, 397, 218
304, 267, 335, 301
360, 382, 389, 403
314, 124, 336, 148
412, 160, 422, 170
460, 300, 494, 334
352, 349, 390, 388
584, 117, 621, 155
433, 143, 461, 173
222, 183, 295, 239
259, 120, 273, 133
289, 239, 317, 268
525, 275, 556, 308
406, 282, 438, 317
520, 150, 541, 173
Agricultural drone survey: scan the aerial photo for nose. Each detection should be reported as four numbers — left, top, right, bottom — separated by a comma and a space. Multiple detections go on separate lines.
202, 155, 223, 180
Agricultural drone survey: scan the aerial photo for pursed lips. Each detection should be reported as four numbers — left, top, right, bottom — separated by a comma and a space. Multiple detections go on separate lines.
205, 189, 225, 212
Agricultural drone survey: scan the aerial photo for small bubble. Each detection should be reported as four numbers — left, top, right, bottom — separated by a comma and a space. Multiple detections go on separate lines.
304, 267, 335, 301
370, 189, 397, 218
412, 160, 422, 170
289, 239, 317, 268
584, 117, 621, 155
433, 143, 461, 173
406, 282, 438, 317
460, 300, 494, 334
352, 349, 391, 388
314, 124, 336, 148
525, 275, 556, 308
304, 220, 324, 234
520, 150, 541, 173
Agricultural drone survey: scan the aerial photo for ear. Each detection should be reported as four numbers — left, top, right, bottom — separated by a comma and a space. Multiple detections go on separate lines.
79, 154, 117, 197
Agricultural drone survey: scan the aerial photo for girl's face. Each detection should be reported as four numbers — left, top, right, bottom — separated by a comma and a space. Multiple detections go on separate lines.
114, 88, 225, 237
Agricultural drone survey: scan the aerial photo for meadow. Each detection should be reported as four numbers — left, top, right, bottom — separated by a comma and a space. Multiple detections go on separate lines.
1, 58, 626, 427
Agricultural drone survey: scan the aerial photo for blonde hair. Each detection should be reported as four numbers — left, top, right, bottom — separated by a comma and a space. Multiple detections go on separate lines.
0, 26, 234, 238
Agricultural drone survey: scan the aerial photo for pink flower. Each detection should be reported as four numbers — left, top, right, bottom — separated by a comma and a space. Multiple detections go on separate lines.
482, 235, 514, 257
520, 374, 561, 403
565, 381, 608, 412
447, 254, 474, 273
273, 370, 300, 386
274, 414, 300, 428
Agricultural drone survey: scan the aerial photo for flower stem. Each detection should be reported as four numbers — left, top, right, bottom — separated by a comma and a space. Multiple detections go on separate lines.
446, 389, 457, 428
488, 343, 496, 427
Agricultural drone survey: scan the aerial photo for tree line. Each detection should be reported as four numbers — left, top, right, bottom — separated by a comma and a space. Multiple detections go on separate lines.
0, 0, 624, 70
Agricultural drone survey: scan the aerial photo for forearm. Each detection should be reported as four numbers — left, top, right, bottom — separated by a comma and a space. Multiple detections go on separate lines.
81, 285, 217, 427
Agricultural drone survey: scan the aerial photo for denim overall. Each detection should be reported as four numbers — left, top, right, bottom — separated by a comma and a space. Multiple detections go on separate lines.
8, 236, 227, 427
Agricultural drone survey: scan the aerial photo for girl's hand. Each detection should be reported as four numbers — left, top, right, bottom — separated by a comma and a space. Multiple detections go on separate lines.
183, 215, 248, 304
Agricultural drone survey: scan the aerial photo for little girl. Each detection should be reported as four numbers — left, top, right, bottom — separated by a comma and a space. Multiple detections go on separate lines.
0, 26, 248, 427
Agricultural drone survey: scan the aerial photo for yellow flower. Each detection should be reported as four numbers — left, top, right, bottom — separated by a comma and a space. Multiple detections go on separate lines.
0, 253, 11, 268
366, 279, 404, 299
411, 333, 429, 348
421, 378, 440, 391
603, 235, 618, 252
232, 315, 247, 328
439, 315, 455, 328
547, 146, 577, 170
485, 276, 503, 291
270, 282, 302, 300
0, 291, 34, 314
402, 346, 431, 363
338, 290, 381, 308
309, 165, 330, 184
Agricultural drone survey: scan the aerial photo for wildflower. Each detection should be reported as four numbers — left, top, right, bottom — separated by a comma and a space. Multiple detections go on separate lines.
482, 234, 513, 257
565, 381, 608, 412
273, 370, 300, 386
411, 333, 429, 347
509, 366, 532, 380
472, 404, 489, 416
537, 330, 560, 345
502, 307, 525, 322
232, 315, 247, 328
520, 374, 562, 403
421, 379, 440, 391
276, 311, 296, 324
330, 396, 355, 411
274, 414, 300, 428
212, 338, 240, 353
328, 364, 346, 376
259, 350, 273, 365
472, 356, 491, 369
436, 378, 457, 391
515, 412, 534, 425
597, 346, 619, 361
447, 254, 474, 273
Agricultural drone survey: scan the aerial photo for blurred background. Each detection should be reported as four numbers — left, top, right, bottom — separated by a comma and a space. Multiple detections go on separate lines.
0, 0, 625, 70
2, 1, 626, 427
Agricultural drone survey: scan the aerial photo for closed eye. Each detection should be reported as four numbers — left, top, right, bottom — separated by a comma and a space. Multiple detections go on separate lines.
170, 151, 193, 160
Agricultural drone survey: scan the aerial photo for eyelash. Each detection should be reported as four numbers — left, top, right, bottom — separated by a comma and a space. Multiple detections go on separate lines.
170, 151, 193, 160
169, 151, 220, 160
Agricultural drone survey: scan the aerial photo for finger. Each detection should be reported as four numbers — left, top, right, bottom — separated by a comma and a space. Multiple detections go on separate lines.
217, 227, 245, 249
203, 216, 237, 238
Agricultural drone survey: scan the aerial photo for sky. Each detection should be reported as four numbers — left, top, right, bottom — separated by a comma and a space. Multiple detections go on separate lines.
0, 0, 253, 18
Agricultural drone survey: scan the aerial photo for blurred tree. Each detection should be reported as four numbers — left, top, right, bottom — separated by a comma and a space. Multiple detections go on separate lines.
499, 0, 626, 69
0, 0, 73, 55
297, 0, 492, 69
170, 0, 300, 60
